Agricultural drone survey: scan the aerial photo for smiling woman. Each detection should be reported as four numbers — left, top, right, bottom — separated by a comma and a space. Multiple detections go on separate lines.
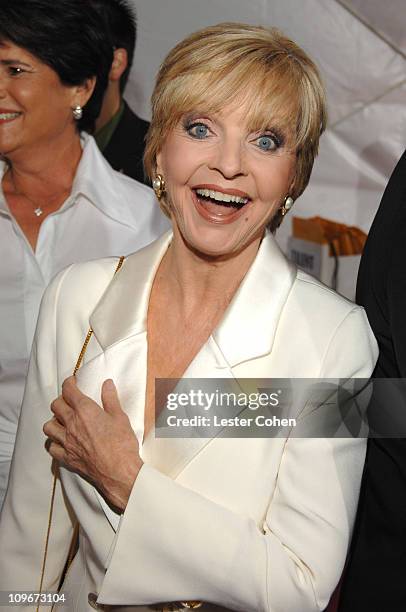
0, 22, 377, 612
0, 0, 167, 514
145, 23, 326, 232
0, 40, 95, 167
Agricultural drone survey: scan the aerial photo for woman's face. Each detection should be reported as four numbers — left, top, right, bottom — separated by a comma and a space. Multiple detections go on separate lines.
156, 99, 296, 259
0, 40, 89, 158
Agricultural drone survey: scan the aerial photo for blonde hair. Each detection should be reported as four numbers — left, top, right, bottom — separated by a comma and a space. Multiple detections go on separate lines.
144, 23, 327, 228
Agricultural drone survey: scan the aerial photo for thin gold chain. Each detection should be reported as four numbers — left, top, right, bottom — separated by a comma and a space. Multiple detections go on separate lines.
36, 256, 125, 611
73, 328, 94, 375
36, 472, 57, 611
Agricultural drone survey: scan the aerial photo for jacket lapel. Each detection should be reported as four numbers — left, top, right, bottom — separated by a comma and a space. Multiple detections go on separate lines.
213, 232, 297, 366
75, 232, 173, 435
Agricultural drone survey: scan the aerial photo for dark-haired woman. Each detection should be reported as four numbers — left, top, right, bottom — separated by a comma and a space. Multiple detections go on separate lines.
0, 0, 168, 508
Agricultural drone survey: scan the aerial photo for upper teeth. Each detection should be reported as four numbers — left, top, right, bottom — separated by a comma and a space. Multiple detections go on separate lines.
196, 188, 248, 204
0, 113, 20, 120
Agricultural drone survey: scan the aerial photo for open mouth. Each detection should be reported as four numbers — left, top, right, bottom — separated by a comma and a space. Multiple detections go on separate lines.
194, 188, 249, 209
192, 187, 251, 224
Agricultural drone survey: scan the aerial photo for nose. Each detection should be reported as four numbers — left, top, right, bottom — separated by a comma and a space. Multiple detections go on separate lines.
209, 135, 246, 179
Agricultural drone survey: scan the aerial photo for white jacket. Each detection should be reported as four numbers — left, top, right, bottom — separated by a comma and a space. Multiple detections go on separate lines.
0, 231, 378, 612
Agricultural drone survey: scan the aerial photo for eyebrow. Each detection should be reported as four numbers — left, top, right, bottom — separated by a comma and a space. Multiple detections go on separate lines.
0, 59, 32, 67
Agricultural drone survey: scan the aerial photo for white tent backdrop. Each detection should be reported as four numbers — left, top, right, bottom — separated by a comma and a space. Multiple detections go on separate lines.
125, 0, 406, 281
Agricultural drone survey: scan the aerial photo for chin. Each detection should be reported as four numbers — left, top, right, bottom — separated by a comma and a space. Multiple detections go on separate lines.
172, 206, 265, 260
182, 227, 257, 261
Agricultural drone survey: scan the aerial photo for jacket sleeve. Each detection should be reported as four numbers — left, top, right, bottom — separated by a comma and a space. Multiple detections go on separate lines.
0, 267, 75, 595
98, 307, 378, 612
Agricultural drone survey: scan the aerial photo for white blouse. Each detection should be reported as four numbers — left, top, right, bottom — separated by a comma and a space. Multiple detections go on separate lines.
0, 134, 169, 508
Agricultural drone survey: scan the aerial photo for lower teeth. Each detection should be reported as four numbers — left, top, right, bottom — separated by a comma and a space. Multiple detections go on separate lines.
198, 195, 244, 209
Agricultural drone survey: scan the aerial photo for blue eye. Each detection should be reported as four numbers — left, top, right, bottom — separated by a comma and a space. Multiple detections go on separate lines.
256, 135, 278, 151
187, 123, 210, 139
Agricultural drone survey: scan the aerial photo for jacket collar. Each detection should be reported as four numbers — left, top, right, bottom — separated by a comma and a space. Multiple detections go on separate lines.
90, 230, 297, 368
89, 231, 172, 349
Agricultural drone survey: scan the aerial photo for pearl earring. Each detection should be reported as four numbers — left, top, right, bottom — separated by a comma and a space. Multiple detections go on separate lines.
281, 196, 294, 217
152, 174, 166, 200
72, 105, 83, 121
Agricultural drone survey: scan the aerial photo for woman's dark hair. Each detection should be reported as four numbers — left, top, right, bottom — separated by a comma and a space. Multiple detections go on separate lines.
0, 0, 113, 133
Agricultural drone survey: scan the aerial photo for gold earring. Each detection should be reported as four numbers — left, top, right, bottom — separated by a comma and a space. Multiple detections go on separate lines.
152, 174, 165, 200
281, 195, 294, 217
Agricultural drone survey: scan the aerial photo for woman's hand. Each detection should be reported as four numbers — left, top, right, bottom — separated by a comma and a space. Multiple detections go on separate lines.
43, 377, 143, 512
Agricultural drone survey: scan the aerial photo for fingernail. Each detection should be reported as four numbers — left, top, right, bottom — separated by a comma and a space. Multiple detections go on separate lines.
104, 379, 115, 391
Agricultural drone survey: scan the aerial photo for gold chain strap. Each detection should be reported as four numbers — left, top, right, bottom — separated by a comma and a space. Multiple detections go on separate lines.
160, 604, 203, 611
36, 256, 125, 612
